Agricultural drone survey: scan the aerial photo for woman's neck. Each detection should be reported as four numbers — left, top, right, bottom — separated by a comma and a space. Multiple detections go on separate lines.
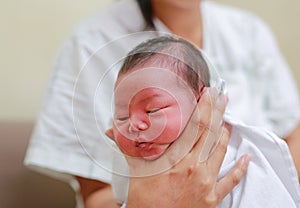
152, 1, 203, 48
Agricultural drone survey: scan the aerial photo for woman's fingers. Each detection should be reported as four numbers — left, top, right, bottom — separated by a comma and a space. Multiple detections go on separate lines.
215, 154, 250, 200
207, 123, 231, 173
190, 87, 228, 162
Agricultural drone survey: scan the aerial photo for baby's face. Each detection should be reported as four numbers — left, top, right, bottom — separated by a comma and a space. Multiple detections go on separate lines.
109, 67, 197, 160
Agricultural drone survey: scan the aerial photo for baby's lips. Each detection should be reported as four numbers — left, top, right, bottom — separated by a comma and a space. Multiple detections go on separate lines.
135, 136, 156, 143
135, 141, 153, 150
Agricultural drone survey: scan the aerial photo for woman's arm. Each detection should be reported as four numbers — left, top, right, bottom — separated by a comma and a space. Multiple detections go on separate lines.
76, 177, 119, 208
285, 124, 300, 181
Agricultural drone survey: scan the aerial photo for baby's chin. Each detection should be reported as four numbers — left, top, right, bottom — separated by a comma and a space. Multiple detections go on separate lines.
141, 150, 166, 161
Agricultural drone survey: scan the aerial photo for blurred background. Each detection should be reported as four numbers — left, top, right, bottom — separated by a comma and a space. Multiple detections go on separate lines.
0, 0, 299, 207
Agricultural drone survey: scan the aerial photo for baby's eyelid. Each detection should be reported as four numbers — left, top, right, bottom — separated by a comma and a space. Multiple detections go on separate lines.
147, 108, 160, 114
117, 116, 129, 121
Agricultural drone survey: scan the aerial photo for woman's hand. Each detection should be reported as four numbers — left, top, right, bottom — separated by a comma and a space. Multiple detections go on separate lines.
126, 88, 250, 208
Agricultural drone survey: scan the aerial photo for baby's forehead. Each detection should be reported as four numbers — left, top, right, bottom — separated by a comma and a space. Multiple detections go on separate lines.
114, 67, 198, 111
115, 67, 194, 94
116, 66, 184, 87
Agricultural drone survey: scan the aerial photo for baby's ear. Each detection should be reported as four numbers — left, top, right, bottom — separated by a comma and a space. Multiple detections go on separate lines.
105, 128, 114, 141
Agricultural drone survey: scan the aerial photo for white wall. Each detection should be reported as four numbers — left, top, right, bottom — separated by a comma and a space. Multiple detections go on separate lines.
0, 0, 112, 121
1, 0, 299, 121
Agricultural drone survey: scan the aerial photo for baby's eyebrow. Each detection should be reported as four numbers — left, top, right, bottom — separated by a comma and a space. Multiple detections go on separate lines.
139, 93, 161, 103
115, 103, 128, 109
115, 91, 163, 110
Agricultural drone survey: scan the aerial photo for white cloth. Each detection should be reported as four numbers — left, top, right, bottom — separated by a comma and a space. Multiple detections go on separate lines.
24, 0, 300, 206
111, 115, 300, 207
218, 115, 300, 207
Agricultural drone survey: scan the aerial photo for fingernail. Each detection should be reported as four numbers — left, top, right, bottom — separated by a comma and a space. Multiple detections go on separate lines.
217, 94, 227, 105
242, 154, 251, 165
209, 87, 218, 97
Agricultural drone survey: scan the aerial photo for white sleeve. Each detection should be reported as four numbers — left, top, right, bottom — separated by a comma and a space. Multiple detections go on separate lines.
24, 33, 116, 186
252, 17, 300, 137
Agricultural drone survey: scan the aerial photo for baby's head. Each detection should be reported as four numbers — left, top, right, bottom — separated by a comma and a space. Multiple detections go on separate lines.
106, 36, 210, 160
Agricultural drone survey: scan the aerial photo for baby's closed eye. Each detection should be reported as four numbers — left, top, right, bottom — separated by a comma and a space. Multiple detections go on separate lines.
146, 105, 171, 114
147, 108, 160, 114
116, 116, 129, 121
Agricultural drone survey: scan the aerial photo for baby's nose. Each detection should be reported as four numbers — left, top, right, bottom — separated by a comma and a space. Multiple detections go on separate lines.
129, 120, 148, 133
128, 112, 150, 133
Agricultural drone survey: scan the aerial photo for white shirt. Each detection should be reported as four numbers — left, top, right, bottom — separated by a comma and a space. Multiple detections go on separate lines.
24, 0, 300, 206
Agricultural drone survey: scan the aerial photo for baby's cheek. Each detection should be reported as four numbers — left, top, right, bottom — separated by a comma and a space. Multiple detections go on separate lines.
157, 108, 182, 143
167, 114, 182, 140
115, 132, 137, 156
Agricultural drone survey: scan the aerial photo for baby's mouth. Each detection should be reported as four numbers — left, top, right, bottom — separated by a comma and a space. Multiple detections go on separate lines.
135, 141, 153, 149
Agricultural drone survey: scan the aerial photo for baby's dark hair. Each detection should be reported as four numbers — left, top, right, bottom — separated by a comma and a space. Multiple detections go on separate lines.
136, 0, 154, 28
118, 36, 210, 94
